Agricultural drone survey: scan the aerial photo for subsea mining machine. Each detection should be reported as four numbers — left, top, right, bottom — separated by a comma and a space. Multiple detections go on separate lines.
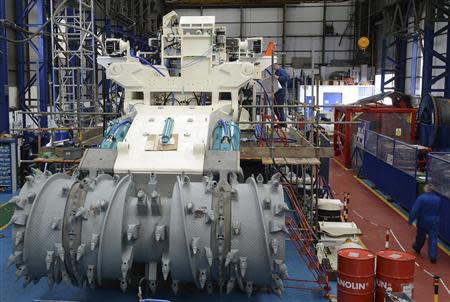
7, 11, 289, 297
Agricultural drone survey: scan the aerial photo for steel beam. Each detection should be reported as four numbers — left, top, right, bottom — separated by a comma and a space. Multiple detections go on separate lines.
421, 0, 450, 97
0, 0, 8, 133
14, 0, 48, 128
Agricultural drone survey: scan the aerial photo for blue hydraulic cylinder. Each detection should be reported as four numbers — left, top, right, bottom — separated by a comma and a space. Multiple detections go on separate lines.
161, 118, 174, 144
212, 120, 240, 151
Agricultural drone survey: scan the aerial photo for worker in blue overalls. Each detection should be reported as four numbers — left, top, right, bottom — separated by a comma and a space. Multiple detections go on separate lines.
408, 184, 442, 263
272, 63, 289, 128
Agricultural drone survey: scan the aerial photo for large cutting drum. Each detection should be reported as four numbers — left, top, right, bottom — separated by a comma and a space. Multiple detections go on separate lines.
7, 171, 288, 297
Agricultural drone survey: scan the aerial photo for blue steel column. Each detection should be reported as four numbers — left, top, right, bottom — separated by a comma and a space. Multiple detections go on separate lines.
421, 0, 450, 97
446, 20, 450, 98
37, 0, 48, 127
421, 22, 434, 96
15, 0, 48, 128
15, 0, 26, 127
381, 38, 387, 93
410, 34, 418, 96
395, 38, 406, 93
0, 0, 9, 133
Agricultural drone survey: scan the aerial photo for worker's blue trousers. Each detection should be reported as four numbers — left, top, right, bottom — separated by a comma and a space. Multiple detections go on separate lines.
274, 90, 286, 124
413, 222, 439, 260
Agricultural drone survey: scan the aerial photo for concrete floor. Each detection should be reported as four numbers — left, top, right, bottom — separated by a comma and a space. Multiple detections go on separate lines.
330, 158, 450, 302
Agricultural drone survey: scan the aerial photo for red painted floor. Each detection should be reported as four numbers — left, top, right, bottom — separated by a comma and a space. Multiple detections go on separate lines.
330, 159, 450, 302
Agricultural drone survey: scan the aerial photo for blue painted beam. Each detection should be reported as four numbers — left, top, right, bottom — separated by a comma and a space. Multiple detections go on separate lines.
410, 34, 418, 96
395, 37, 406, 93
15, 0, 26, 128
37, 0, 48, 127
422, 0, 450, 97
381, 38, 387, 93
0, 0, 9, 133
446, 21, 450, 98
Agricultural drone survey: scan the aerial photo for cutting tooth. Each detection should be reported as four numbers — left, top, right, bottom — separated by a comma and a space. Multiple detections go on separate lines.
239, 257, 248, 278
113, 174, 121, 183
226, 278, 235, 294
90, 233, 99, 251
232, 220, 241, 235
149, 280, 157, 294
274, 287, 283, 297
272, 274, 284, 289
206, 282, 213, 294
75, 207, 88, 220
155, 224, 165, 242
100, 200, 109, 211
225, 249, 238, 267
256, 174, 264, 184
25, 175, 34, 183
271, 239, 279, 255
12, 213, 28, 226
55, 243, 65, 262
161, 254, 170, 280
172, 280, 179, 295
23, 275, 32, 288
269, 220, 284, 233
61, 186, 70, 197
45, 251, 55, 271
120, 278, 127, 293
198, 269, 207, 289
150, 191, 161, 216
51, 217, 61, 230
14, 231, 24, 247
26, 192, 36, 203
275, 203, 289, 216
230, 188, 238, 200
62, 270, 71, 285
275, 260, 289, 279
16, 265, 28, 279
263, 198, 271, 209
87, 265, 95, 288
7, 251, 23, 267
191, 236, 200, 255
127, 224, 140, 241
205, 210, 215, 224
12, 196, 25, 209
271, 180, 280, 191
246, 281, 253, 297
204, 247, 213, 267
48, 275, 55, 289
76, 244, 86, 261
186, 202, 194, 214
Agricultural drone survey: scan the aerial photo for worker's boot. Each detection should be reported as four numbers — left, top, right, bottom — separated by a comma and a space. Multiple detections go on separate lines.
412, 244, 421, 255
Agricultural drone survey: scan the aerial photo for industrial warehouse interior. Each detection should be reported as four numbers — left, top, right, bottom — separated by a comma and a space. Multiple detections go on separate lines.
0, 0, 449, 302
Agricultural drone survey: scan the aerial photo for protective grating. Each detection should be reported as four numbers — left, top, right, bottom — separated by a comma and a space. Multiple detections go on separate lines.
363, 130, 418, 177
427, 153, 450, 199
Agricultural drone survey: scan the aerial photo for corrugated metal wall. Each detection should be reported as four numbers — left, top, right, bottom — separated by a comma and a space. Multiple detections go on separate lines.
175, 1, 355, 66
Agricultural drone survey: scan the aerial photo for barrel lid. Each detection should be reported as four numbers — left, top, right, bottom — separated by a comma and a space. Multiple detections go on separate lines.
377, 250, 416, 261
338, 248, 374, 260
